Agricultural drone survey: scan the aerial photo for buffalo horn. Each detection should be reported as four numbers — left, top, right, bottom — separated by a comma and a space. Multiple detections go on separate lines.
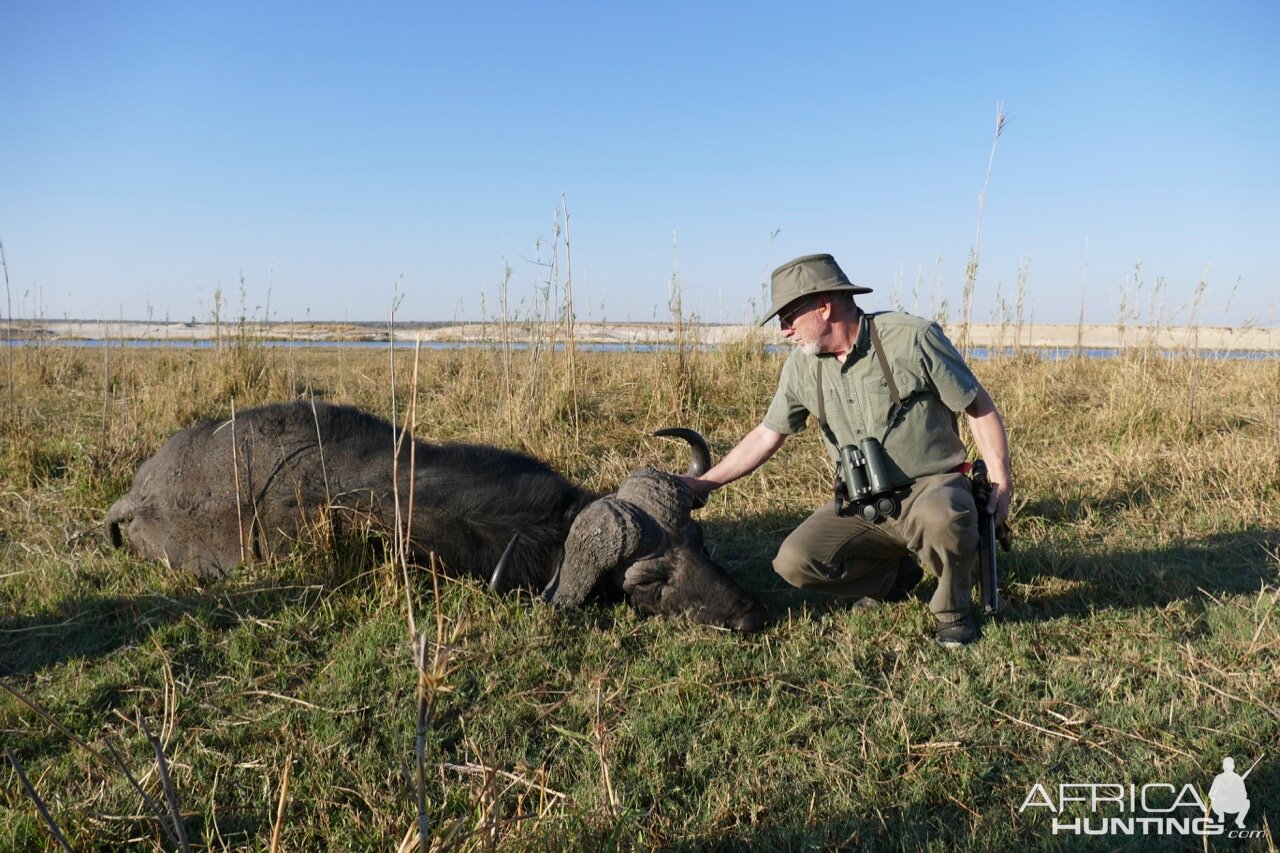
541, 567, 561, 603
653, 427, 711, 477
488, 535, 521, 592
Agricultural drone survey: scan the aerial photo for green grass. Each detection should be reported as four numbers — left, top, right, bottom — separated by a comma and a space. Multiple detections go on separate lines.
1, 342, 1278, 850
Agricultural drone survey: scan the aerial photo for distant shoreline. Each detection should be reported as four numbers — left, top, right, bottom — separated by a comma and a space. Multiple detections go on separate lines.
7, 319, 1280, 351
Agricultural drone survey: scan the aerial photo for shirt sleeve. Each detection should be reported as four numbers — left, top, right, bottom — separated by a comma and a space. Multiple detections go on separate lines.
919, 323, 980, 413
762, 351, 812, 435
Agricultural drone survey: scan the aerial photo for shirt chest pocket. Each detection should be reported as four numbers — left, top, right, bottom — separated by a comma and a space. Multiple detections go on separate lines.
810, 383, 849, 437
860, 369, 931, 435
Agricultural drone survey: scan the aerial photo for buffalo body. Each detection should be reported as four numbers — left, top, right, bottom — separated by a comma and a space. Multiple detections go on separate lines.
106, 401, 765, 631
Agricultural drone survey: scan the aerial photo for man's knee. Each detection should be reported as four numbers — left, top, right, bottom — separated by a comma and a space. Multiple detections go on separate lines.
910, 482, 979, 557
773, 536, 824, 588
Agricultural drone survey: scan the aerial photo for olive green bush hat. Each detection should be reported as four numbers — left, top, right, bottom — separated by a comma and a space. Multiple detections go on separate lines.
759, 253, 873, 326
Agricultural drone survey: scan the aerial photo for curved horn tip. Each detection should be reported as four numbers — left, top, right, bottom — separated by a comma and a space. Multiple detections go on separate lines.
488, 535, 521, 592
653, 427, 711, 477
541, 567, 561, 603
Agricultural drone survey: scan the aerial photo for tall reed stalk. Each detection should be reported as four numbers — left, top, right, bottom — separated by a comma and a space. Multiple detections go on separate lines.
525, 209, 563, 419
1013, 256, 1030, 357
959, 103, 1007, 356
2, 237, 12, 414
1116, 262, 1142, 351
498, 259, 514, 433
1141, 275, 1167, 370
754, 229, 781, 323
1187, 273, 1208, 425
670, 230, 685, 353
387, 279, 406, 426
1075, 237, 1089, 359
561, 193, 581, 440
930, 256, 948, 326
668, 229, 699, 416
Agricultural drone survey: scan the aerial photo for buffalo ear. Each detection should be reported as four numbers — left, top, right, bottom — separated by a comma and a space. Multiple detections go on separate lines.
105, 496, 133, 548
621, 566, 666, 615
554, 498, 666, 607
621, 557, 669, 595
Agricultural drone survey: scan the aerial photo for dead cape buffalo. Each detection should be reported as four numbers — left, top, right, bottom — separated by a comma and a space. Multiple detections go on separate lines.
105, 401, 766, 631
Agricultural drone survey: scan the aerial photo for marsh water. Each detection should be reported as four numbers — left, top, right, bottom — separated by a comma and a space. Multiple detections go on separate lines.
8, 338, 1279, 361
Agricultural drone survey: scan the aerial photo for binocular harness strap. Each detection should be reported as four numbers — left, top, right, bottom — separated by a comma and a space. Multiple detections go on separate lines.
814, 314, 902, 448
814, 355, 840, 448
865, 315, 903, 420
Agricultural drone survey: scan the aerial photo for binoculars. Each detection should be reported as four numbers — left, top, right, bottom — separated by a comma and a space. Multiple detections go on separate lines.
834, 438, 911, 521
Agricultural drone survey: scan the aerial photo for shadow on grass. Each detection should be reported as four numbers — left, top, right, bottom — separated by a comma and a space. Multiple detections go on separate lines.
4, 510, 1274, 679
0, 572, 336, 680
702, 509, 1280, 626
1005, 528, 1279, 615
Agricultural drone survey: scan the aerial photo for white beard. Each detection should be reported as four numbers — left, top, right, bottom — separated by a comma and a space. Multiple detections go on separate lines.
794, 340, 820, 357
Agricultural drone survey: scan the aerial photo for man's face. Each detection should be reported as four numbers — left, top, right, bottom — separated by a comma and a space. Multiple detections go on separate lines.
778, 296, 825, 354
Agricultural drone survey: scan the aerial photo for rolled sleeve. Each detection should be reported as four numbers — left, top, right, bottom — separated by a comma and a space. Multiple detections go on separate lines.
919, 323, 980, 413
762, 353, 812, 435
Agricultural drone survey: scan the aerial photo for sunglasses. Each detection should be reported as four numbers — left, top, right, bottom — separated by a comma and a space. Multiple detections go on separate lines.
778, 296, 821, 329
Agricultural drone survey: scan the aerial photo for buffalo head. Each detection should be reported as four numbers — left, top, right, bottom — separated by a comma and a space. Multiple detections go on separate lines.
543, 463, 767, 632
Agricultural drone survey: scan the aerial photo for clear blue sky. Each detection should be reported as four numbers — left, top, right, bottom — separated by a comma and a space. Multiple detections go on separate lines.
3, 1, 1277, 327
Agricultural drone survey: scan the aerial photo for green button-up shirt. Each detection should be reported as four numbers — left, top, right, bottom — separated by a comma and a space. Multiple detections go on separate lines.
763, 311, 979, 481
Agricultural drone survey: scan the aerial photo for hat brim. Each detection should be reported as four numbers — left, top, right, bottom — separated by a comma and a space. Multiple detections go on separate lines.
759, 283, 874, 327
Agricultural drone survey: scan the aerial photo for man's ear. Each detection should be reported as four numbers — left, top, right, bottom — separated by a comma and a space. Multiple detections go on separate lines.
824, 292, 844, 318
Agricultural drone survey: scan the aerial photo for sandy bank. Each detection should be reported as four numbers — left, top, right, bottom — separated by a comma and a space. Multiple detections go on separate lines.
9, 319, 1280, 351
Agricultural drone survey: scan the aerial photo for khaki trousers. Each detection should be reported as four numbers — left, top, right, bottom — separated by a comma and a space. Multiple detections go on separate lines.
772, 472, 978, 623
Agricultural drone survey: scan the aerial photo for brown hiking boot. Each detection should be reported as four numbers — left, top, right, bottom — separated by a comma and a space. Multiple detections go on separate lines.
935, 613, 979, 648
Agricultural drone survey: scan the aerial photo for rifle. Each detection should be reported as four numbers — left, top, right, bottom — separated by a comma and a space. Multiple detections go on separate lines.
970, 460, 1011, 614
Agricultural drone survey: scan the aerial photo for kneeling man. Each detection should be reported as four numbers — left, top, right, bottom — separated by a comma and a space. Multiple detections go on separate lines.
683, 254, 1011, 647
